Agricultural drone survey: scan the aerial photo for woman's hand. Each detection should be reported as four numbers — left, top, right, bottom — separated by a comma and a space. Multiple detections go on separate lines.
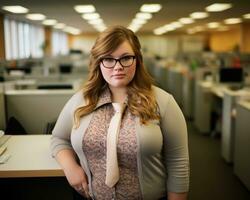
55, 149, 91, 199
64, 163, 91, 198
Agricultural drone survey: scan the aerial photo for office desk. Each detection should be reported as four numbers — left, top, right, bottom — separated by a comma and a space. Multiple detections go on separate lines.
0, 135, 74, 200
194, 81, 245, 132
0, 135, 63, 178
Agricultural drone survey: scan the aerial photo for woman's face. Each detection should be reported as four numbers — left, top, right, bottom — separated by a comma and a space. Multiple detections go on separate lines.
100, 41, 136, 89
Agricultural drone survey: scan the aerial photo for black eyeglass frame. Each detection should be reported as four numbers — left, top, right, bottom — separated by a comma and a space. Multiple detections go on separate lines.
100, 55, 136, 69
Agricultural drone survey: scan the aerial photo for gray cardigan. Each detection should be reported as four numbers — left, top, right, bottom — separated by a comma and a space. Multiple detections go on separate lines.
50, 86, 189, 200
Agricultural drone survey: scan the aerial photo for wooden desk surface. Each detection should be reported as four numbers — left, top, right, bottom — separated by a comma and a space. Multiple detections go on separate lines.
0, 135, 64, 178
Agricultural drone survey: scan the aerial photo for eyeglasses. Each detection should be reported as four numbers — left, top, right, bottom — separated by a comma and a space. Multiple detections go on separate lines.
101, 55, 136, 69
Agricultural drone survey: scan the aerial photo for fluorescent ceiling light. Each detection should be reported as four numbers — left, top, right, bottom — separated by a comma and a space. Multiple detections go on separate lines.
64, 26, 81, 35
206, 3, 232, 12
26, 13, 46, 21
190, 12, 209, 19
54, 23, 66, 29
154, 27, 166, 35
140, 4, 162, 13
82, 13, 100, 20
94, 24, 106, 32
224, 18, 242, 24
2, 6, 29, 13
243, 13, 250, 19
74, 5, 95, 13
136, 12, 152, 20
207, 22, 220, 28
129, 26, 140, 33
88, 19, 103, 25
179, 18, 194, 24
170, 22, 183, 28
128, 23, 142, 32
163, 25, 176, 31
128, 23, 142, 29
42, 19, 57, 26
132, 18, 147, 25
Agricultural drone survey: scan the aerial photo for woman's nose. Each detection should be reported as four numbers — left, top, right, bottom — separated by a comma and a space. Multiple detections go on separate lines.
113, 61, 124, 70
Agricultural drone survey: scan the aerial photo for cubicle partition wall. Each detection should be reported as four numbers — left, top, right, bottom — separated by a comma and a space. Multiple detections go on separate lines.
221, 91, 250, 163
234, 100, 250, 191
154, 66, 168, 91
182, 71, 195, 119
166, 68, 183, 107
0, 83, 6, 130
194, 81, 213, 134
5, 90, 74, 134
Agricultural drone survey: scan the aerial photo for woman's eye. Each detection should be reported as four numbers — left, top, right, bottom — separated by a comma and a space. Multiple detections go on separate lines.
122, 56, 132, 61
104, 58, 114, 62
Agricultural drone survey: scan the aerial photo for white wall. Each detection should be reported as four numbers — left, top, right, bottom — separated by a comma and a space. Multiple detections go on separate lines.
71, 34, 206, 58
72, 36, 96, 54
139, 35, 179, 57
181, 35, 205, 53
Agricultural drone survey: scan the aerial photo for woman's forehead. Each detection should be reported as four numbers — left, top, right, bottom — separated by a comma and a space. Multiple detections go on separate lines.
109, 41, 134, 57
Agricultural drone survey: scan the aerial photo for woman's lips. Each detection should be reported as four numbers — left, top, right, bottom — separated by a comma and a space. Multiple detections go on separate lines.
112, 74, 125, 78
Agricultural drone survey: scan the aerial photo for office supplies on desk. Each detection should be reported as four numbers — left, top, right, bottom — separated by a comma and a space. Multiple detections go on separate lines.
0, 146, 7, 155
0, 133, 11, 147
0, 154, 11, 164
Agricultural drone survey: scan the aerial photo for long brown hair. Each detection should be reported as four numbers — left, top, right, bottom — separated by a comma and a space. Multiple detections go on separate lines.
74, 25, 159, 128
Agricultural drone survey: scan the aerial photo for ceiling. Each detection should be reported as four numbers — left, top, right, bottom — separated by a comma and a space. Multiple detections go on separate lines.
0, 0, 250, 34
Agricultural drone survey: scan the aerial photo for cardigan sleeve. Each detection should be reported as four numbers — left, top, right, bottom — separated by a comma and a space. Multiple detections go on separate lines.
50, 91, 84, 157
160, 94, 189, 193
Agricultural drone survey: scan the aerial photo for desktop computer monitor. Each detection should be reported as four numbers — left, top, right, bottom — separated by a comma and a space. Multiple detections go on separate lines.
59, 64, 72, 74
219, 67, 243, 83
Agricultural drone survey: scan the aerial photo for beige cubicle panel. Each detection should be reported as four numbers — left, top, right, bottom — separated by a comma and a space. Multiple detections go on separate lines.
166, 68, 183, 107
221, 90, 250, 163
234, 100, 250, 191
194, 81, 213, 134
5, 90, 74, 134
0, 83, 6, 130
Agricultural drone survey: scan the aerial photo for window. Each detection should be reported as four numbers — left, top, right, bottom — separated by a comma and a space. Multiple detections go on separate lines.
4, 17, 45, 60
52, 30, 69, 56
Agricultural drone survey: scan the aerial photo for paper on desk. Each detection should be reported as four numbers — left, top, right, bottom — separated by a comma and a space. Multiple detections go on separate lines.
0, 153, 11, 164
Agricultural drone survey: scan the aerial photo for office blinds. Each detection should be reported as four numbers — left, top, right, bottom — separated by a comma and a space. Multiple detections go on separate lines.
4, 17, 45, 60
52, 30, 69, 56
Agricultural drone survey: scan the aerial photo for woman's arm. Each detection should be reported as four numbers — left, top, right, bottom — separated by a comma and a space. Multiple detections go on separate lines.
50, 91, 90, 197
55, 149, 90, 198
159, 94, 189, 197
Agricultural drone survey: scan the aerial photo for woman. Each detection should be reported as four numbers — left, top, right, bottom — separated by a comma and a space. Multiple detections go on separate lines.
51, 26, 189, 200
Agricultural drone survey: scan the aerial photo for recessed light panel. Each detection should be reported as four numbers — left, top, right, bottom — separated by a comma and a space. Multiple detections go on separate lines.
140, 4, 162, 13
26, 13, 46, 21
2, 6, 28, 13
74, 5, 95, 13
206, 3, 232, 12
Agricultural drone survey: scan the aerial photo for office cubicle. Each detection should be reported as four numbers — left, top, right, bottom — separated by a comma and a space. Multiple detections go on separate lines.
166, 68, 183, 107
0, 83, 6, 130
234, 100, 250, 191
5, 90, 74, 134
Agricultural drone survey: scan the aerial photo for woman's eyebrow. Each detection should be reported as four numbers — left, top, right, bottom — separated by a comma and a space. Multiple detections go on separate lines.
107, 53, 134, 58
